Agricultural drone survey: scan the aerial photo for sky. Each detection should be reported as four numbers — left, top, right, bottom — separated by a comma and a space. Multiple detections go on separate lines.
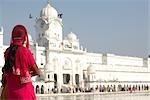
0, 0, 149, 58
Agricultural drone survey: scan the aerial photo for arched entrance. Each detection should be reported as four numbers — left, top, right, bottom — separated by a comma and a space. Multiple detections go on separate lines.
36, 85, 40, 94
63, 74, 70, 84
75, 74, 79, 86
54, 73, 57, 88
41, 85, 44, 94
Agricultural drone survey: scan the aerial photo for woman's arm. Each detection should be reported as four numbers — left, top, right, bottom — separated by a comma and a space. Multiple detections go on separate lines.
30, 64, 41, 77
1, 70, 7, 100
1, 85, 7, 100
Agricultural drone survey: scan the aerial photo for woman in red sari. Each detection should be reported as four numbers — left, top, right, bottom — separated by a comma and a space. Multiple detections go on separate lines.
1, 25, 41, 100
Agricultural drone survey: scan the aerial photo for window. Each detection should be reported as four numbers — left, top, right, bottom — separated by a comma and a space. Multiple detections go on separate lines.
73, 45, 78, 49
48, 74, 50, 79
65, 44, 71, 48
50, 43, 56, 47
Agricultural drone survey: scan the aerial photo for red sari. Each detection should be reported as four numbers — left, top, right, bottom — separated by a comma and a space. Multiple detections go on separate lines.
1, 25, 38, 100
4, 46, 36, 100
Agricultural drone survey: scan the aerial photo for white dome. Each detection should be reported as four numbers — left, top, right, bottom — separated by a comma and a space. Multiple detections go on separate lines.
40, 3, 58, 19
87, 65, 96, 74
67, 32, 77, 41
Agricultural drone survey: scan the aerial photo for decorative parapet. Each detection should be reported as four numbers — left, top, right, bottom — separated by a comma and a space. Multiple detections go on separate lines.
106, 53, 144, 67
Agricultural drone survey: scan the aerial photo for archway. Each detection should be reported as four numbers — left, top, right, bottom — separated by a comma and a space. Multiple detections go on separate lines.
54, 73, 57, 88
63, 74, 70, 84
41, 85, 44, 94
75, 74, 79, 86
36, 85, 40, 94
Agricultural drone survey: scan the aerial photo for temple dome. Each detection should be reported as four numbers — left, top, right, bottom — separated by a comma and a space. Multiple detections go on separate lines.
87, 65, 96, 74
40, 3, 58, 19
67, 32, 77, 41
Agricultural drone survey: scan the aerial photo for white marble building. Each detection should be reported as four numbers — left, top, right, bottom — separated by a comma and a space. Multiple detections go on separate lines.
0, 1, 150, 93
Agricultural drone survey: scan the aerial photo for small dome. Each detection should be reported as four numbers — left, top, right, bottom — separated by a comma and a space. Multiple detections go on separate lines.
67, 32, 77, 41
87, 65, 96, 74
40, 3, 58, 19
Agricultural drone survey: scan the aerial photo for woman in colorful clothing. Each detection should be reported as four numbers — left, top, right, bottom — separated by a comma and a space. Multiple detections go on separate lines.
1, 25, 41, 100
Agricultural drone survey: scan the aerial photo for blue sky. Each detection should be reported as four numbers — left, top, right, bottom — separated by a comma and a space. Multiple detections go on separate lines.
0, 0, 149, 58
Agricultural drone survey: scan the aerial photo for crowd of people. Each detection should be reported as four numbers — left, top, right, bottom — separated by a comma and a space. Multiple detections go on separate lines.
35, 84, 150, 94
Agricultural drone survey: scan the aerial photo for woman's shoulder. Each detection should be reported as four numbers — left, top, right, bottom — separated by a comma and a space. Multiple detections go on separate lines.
17, 45, 30, 53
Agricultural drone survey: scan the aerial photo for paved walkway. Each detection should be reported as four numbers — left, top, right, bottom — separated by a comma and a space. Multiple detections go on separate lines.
36, 90, 150, 97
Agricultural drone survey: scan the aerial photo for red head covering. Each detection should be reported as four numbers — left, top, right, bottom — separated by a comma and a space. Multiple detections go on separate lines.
11, 25, 29, 48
